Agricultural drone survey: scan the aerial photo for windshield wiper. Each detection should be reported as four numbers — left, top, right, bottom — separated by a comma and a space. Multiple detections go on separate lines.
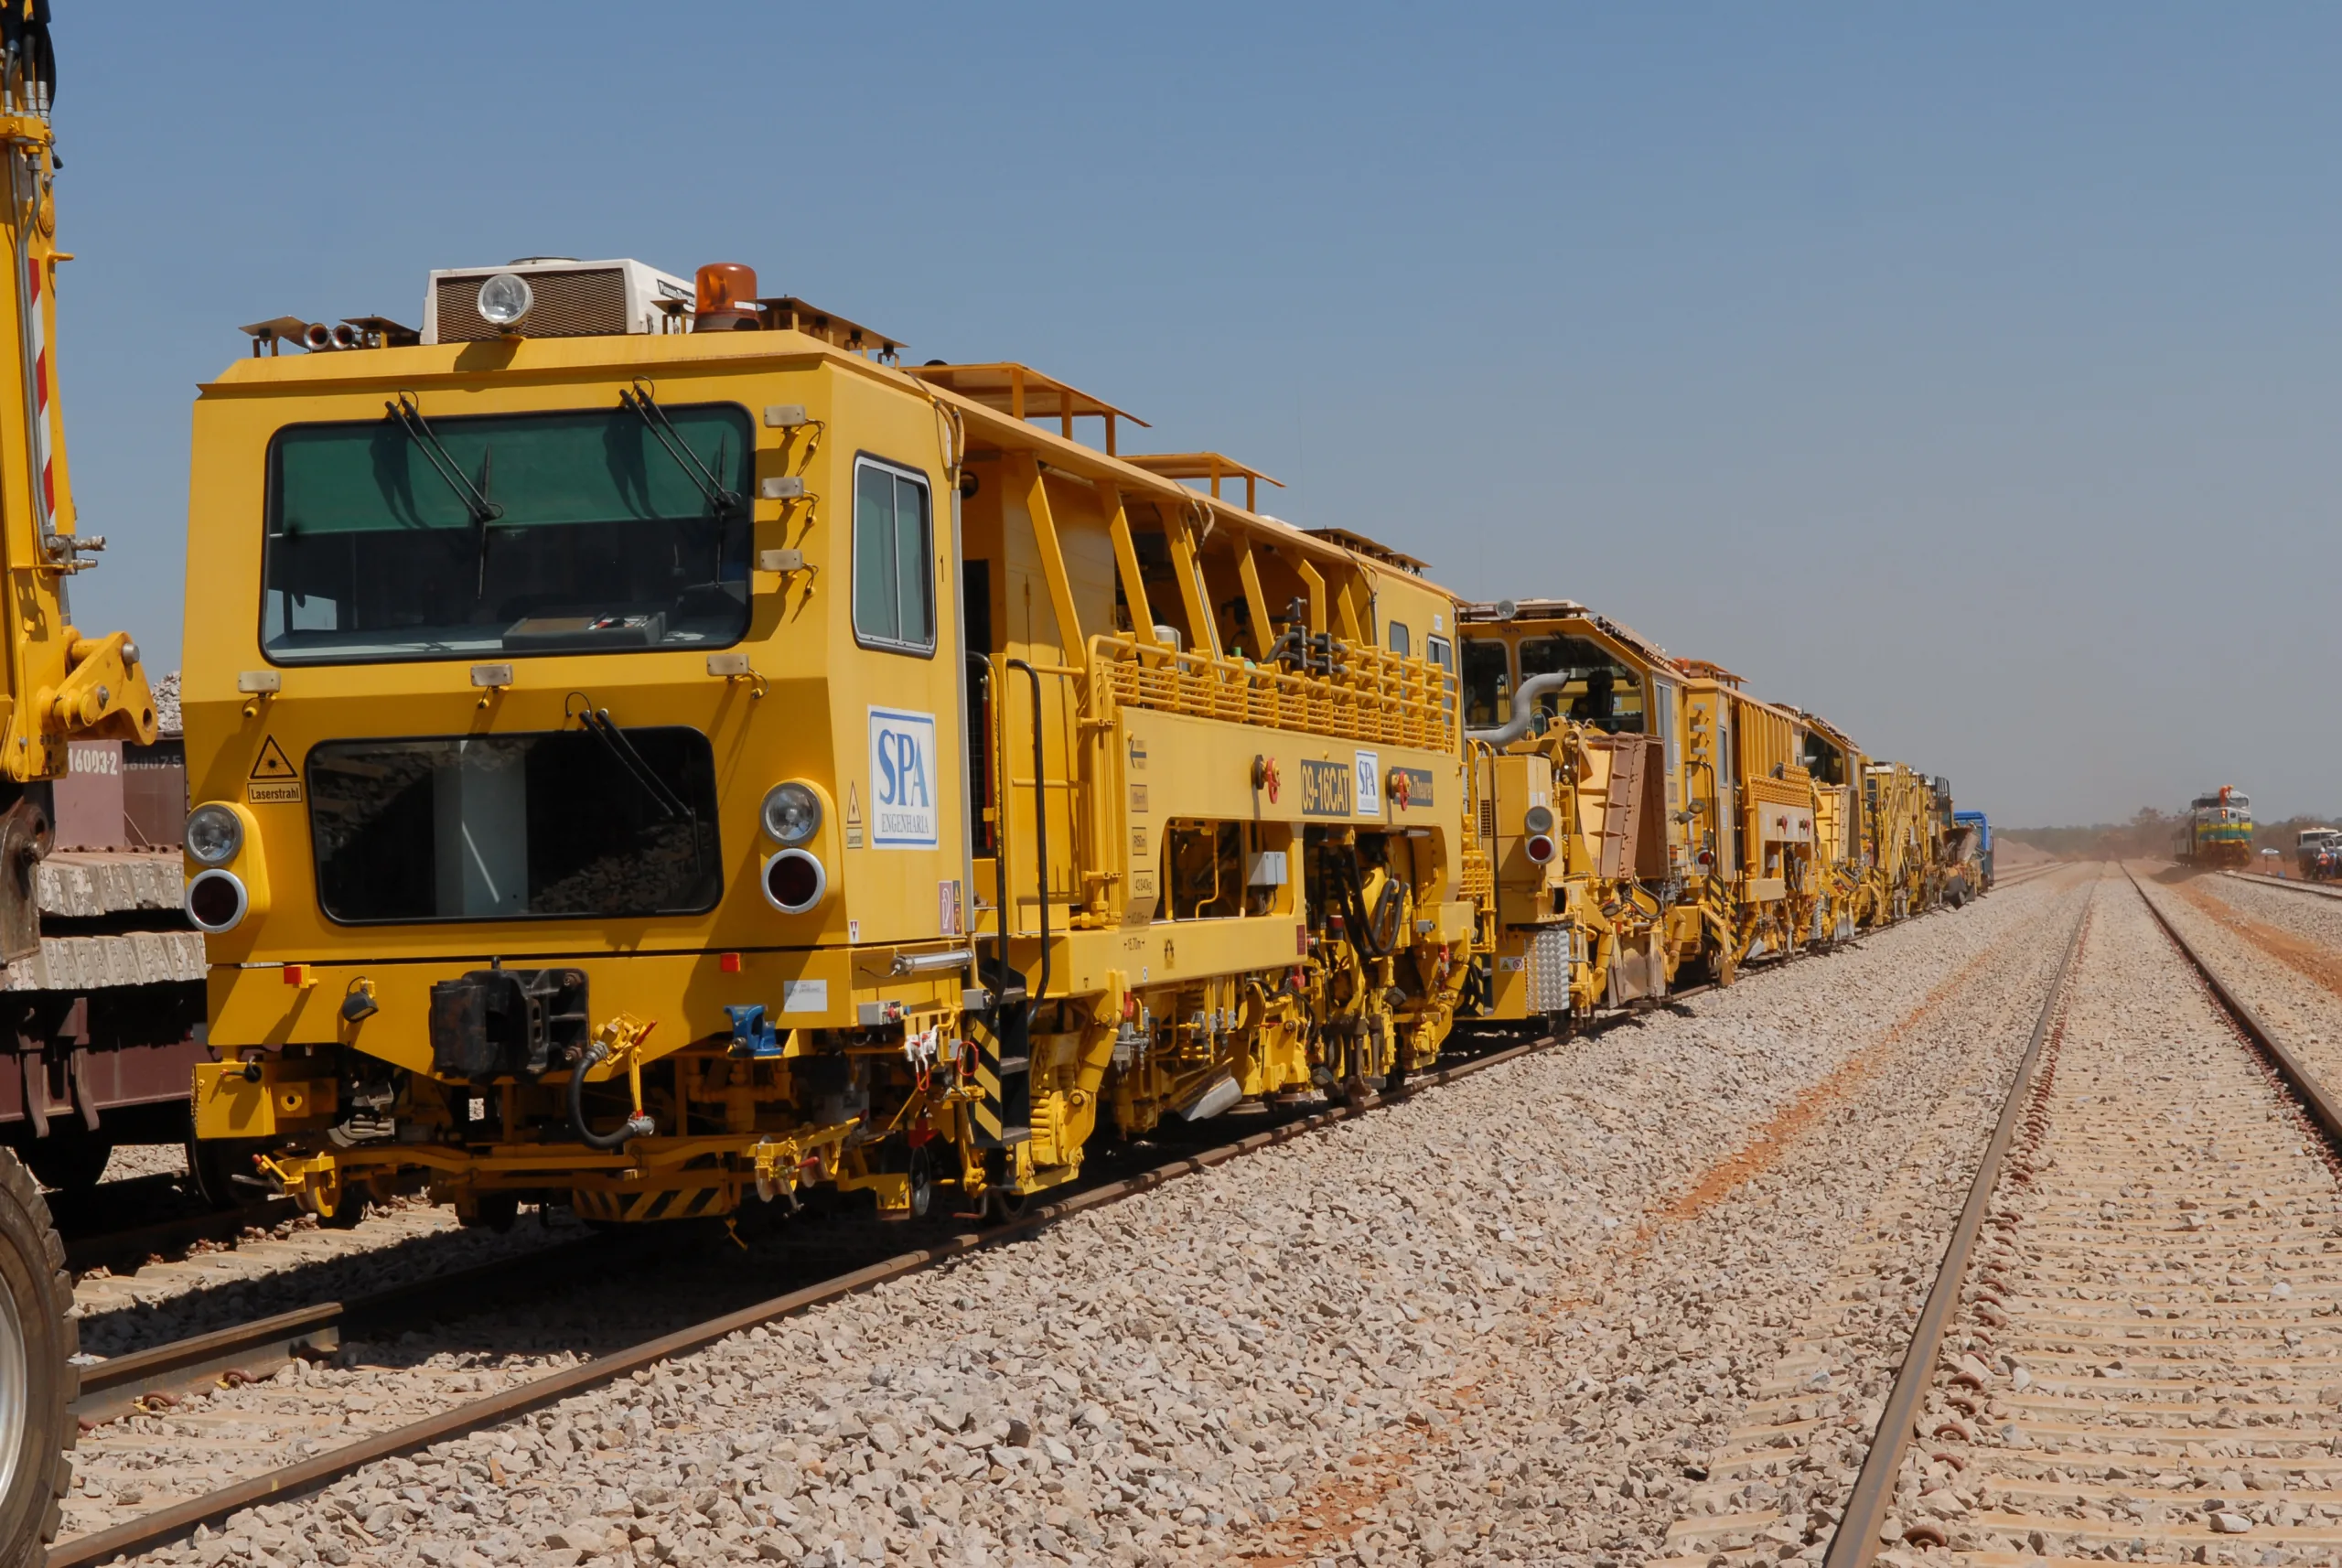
387, 393, 500, 525
573, 703, 706, 886
387, 393, 502, 598
619, 381, 745, 521
575, 705, 690, 822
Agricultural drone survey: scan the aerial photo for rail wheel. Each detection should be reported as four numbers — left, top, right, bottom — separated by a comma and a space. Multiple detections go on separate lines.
184, 1134, 257, 1212
0, 1147, 74, 1563
906, 1144, 937, 1221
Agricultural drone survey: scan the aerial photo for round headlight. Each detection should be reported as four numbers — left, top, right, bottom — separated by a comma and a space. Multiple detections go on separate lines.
1523, 804, 1555, 836
185, 804, 243, 866
763, 849, 826, 914
477, 272, 535, 329
761, 781, 822, 845
186, 869, 248, 933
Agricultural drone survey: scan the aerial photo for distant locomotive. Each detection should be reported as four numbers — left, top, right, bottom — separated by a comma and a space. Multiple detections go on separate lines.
2180, 786, 2254, 869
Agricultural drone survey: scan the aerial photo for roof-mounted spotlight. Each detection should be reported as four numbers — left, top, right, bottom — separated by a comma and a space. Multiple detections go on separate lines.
476, 272, 535, 334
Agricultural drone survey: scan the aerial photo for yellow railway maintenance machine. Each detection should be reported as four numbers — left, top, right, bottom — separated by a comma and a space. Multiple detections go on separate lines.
182, 258, 1478, 1230
1674, 660, 1826, 973
1454, 599, 1703, 1020
1864, 760, 1939, 921
1450, 599, 1939, 1026
1791, 707, 1876, 938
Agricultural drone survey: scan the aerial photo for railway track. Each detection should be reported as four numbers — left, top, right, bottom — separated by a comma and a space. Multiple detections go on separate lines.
51, 1019, 1600, 1565
2223, 869, 2342, 903
59, 918, 2001, 1566
49, 889, 2075, 1567
1772, 865, 2342, 1567
60, 1196, 301, 1280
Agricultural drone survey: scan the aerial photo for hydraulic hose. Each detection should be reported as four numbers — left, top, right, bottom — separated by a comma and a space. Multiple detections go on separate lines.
1335, 853, 1402, 960
570, 1039, 653, 1151
1371, 877, 1405, 953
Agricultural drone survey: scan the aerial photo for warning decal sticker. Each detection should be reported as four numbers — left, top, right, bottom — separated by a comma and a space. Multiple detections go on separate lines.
250, 737, 296, 779
246, 736, 302, 804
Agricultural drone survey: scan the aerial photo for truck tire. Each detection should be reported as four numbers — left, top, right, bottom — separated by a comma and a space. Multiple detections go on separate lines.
0, 1146, 74, 1563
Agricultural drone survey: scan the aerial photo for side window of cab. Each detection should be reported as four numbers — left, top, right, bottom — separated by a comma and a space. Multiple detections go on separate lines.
853, 456, 936, 655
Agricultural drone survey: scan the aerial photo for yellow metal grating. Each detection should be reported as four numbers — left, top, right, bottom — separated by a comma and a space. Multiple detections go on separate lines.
435, 268, 629, 341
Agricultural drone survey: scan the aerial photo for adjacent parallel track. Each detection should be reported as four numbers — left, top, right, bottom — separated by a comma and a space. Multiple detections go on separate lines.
2223, 869, 2342, 903
60, 1197, 300, 1280
68, 1234, 616, 1426
1819, 897, 2090, 1568
1820, 867, 2342, 1567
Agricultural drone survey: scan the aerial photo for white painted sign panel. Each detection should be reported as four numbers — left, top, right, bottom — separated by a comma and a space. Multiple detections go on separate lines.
868, 707, 940, 850
1353, 749, 1381, 819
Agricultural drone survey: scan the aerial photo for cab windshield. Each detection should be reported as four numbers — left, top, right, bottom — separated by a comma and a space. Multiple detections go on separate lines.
1517, 635, 1644, 734
261, 402, 754, 663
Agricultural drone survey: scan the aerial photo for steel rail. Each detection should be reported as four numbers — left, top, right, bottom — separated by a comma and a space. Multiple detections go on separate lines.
1821, 897, 2090, 1568
72, 1300, 342, 1427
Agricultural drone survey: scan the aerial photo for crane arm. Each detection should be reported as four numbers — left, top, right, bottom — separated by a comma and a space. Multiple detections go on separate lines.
0, 10, 154, 792
0, 8, 155, 962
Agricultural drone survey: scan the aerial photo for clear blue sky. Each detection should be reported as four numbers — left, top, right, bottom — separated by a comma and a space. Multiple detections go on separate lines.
47, 4, 2342, 826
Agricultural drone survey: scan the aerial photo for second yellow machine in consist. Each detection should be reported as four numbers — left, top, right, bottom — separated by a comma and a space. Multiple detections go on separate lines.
179, 256, 1970, 1230
1450, 600, 1962, 1021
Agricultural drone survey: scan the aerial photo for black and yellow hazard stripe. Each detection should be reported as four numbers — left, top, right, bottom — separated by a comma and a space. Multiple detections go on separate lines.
569, 1181, 730, 1223
966, 987, 1033, 1150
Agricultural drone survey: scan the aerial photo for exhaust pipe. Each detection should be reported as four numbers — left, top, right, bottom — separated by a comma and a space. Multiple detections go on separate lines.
1465, 671, 1577, 746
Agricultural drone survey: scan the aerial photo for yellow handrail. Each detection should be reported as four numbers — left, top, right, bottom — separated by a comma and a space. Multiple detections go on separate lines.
1085, 634, 1456, 752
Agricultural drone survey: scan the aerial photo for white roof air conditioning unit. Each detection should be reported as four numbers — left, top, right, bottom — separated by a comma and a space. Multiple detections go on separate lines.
423, 258, 694, 345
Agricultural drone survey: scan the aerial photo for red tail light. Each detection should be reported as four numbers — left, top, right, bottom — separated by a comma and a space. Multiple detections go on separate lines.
762, 849, 826, 914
